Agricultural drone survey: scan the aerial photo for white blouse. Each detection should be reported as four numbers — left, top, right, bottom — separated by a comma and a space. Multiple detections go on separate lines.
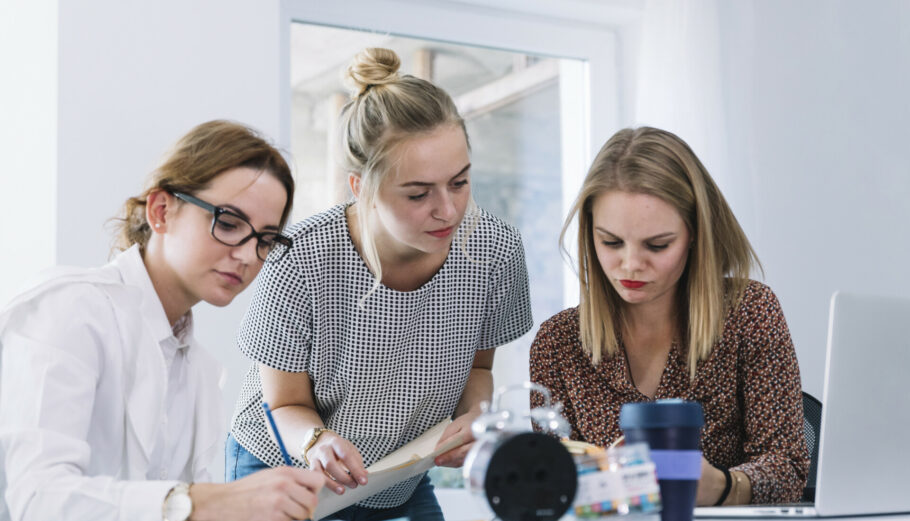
0, 245, 224, 521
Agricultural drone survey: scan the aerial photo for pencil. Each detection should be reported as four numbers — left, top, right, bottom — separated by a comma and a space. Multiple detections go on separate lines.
262, 402, 293, 466
262, 402, 316, 521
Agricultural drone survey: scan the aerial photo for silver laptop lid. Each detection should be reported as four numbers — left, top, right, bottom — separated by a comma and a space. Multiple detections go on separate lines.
814, 291, 910, 516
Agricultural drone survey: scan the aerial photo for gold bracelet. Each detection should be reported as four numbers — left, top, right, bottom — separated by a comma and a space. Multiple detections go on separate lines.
729, 470, 752, 505
301, 427, 332, 467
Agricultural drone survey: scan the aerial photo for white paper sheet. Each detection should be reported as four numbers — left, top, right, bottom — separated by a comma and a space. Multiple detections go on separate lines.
312, 420, 466, 520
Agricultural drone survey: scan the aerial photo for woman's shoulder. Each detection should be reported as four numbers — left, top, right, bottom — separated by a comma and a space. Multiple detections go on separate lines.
530, 307, 582, 359
4, 262, 125, 313
12, 277, 113, 310
0, 266, 125, 348
725, 279, 789, 333
284, 204, 348, 242
733, 279, 782, 311
277, 204, 351, 269
538, 307, 581, 336
462, 207, 524, 259
471, 206, 521, 239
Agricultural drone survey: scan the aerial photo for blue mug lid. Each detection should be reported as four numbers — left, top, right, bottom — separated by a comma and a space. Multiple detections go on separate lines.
619, 399, 705, 429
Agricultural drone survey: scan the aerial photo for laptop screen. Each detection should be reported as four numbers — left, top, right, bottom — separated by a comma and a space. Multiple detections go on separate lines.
696, 291, 910, 518
812, 291, 910, 516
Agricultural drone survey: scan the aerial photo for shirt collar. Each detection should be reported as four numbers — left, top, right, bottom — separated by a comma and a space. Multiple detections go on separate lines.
603, 347, 635, 394
111, 244, 194, 347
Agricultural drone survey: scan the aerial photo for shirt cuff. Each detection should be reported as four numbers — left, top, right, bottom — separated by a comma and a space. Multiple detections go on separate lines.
119, 480, 180, 521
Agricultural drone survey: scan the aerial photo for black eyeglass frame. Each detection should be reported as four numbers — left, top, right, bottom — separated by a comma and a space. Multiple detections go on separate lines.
172, 191, 293, 263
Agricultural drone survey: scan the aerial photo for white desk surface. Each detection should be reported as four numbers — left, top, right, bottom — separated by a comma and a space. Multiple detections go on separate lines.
693, 517, 910, 521
436, 489, 910, 521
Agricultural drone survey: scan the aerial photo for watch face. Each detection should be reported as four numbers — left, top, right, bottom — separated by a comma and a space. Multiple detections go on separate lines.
164, 491, 193, 521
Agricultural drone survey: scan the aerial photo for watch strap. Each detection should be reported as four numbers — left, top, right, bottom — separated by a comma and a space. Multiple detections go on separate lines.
301, 427, 332, 467
162, 482, 193, 521
714, 466, 733, 506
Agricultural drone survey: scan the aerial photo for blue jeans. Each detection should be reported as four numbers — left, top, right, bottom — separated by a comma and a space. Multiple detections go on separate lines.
225, 434, 444, 521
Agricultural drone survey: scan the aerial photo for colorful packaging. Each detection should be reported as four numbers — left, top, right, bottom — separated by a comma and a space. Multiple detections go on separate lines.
572, 442, 662, 519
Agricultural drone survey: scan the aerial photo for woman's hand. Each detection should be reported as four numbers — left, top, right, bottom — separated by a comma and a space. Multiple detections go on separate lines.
433, 411, 478, 468
307, 432, 369, 495
190, 466, 324, 521
258, 365, 367, 495
696, 456, 727, 506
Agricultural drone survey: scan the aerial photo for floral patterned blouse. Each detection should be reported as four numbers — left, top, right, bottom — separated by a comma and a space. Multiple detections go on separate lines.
530, 280, 809, 504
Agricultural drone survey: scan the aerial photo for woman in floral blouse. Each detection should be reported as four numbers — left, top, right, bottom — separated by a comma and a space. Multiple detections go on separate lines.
530, 127, 808, 506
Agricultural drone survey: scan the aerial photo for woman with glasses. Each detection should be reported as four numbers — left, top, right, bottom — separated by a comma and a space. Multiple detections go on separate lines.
0, 120, 323, 521
225, 48, 533, 520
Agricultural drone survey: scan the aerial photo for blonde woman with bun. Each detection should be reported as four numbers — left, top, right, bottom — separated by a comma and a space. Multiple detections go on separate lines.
530, 127, 809, 506
0, 121, 324, 521
226, 48, 533, 520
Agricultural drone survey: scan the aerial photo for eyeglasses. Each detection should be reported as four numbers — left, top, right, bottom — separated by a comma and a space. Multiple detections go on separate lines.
172, 192, 293, 263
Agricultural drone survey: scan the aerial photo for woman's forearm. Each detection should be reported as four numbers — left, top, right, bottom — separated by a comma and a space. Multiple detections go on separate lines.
455, 367, 493, 417
270, 404, 326, 459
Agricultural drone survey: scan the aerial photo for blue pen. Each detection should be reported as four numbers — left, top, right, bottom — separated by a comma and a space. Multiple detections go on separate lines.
263, 403, 316, 521
262, 402, 294, 466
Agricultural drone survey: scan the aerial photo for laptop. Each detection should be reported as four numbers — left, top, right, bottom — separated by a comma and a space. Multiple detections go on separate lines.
695, 291, 910, 518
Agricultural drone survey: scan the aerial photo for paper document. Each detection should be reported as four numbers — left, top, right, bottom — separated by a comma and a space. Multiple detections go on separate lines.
312, 420, 464, 520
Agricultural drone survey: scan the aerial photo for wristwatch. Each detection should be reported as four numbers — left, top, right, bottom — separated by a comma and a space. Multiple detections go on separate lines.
301, 426, 332, 467
162, 482, 193, 521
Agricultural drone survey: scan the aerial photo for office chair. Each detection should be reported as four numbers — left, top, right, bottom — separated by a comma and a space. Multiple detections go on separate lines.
801, 391, 823, 502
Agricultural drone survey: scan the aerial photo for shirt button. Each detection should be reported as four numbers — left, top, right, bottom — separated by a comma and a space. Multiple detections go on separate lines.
159, 469, 167, 479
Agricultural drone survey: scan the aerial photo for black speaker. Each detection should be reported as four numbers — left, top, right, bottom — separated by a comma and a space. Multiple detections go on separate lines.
482, 432, 577, 521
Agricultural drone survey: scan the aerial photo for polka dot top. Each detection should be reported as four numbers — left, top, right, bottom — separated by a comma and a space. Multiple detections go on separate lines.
530, 281, 809, 504
230, 203, 533, 509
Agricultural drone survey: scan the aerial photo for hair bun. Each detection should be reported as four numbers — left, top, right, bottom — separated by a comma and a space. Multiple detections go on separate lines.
346, 48, 401, 97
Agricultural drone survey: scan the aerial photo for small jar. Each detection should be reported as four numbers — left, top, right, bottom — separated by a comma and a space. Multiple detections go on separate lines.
572, 442, 662, 519
613, 443, 662, 516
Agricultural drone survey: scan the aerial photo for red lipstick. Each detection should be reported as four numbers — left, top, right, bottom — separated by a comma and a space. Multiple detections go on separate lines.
620, 280, 645, 289
427, 226, 454, 238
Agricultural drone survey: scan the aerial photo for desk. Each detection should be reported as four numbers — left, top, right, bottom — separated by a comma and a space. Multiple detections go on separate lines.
694, 516, 910, 521
436, 489, 910, 521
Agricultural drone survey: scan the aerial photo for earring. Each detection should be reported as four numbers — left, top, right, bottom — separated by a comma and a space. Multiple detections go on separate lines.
155, 223, 161, 229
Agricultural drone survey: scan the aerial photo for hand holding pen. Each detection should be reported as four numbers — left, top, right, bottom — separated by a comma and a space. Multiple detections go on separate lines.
264, 401, 369, 497
256, 402, 325, 521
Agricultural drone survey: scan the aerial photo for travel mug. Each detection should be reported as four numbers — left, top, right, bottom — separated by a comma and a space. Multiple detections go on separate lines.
619, 399, 704, 521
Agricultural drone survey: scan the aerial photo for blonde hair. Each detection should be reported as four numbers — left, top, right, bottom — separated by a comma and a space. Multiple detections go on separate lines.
561, 127, 761, 379
338, 48, 474, 303
113, 120, 294, 252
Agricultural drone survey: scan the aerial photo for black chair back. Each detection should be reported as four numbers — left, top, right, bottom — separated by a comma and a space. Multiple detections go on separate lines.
801, 391, 823, 502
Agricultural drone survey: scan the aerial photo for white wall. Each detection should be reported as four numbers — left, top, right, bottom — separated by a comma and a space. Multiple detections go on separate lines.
56, 0, 285, 267
627, 0, 910, 398
0, 0, 58, 303
719, 0, 910, 398
623, 0, 910, 397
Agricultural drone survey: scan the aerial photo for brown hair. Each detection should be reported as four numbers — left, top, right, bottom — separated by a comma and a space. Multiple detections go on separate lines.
561, 127, 761, 379
113, 120, 294, 251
